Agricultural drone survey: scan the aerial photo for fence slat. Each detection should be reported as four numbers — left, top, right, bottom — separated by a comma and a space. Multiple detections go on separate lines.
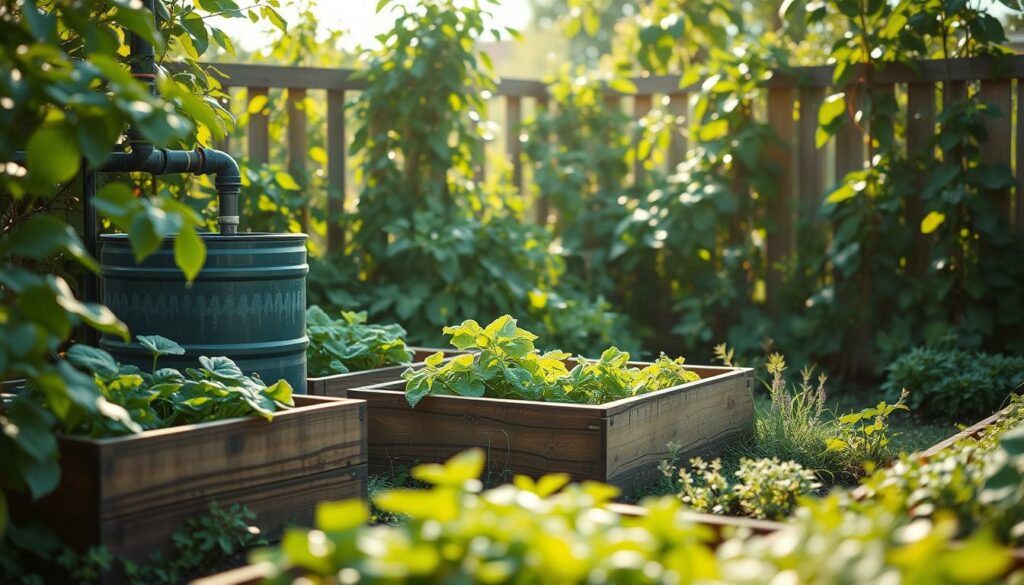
506, 96, 523, 194
286, 88, 309, 233
633, 94, 653, 185
834, 87, 864, 179
327, 89, 346, 250
979, 80, 1013, 222
247, 87, 270, 165
906, 82, 936, 278
667, 92, 688, 172
1017, 81, 1024, 234
534, 95, 550, 226
214, 85, 231, 154
766, 87, 794, 312
798, 87, 826, 217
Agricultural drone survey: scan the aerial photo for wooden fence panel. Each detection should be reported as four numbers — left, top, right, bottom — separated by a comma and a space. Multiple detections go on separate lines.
798, 87, 826, 219
834, 87, 864, 179
286, 88, 309, 233
326, 89, 346, 250
247, 87, 270, 165
906, 82, 936, 277
1017, 81, 1024, 234
667, 92, 688, 172
633, 94, 653, 185
506, 96, 523, 194
534, 94, 550, 226
979, 80, 1013, 222
766, 87, 795, 312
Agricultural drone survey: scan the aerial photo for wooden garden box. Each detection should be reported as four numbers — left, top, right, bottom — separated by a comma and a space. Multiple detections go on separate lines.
346, 363, 754, 494
17, 395, 367, 563
307, 347, 470, 397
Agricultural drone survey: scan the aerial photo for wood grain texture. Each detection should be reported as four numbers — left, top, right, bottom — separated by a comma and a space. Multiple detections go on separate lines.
765, 86, 794, 312
1017, 80, 1024, 234
798, 87, 826, 218
307, 348, 470, 397
21, 396, 366, 562
347, 365, 753, 491
919, 410, 1004, 459
667, 92, 688, 172
506, 96, 523, 193
604, 370, 753, 493
633, 94, 653, 185
326, 89, 347, 249
906, 82, 936, 278
246, 87, 269, 165
978, 79, 1013, 221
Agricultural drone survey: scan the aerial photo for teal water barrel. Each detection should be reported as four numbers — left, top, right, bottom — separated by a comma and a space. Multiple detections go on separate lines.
99, 233, 309, 392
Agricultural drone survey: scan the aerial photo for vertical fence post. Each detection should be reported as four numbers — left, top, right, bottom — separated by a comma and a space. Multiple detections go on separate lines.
534, 94, 550, 226
633, 94, 653, 186
247, 87, 270, 165
667, 92, 688, 172
327, 89, 347, 251
506, 96, 523, 194
1017, 80, 1024, 234
906, 82, 936, 277
286, 87, 309, 233
979, 80, 1013, 222
215, 85, 231, 154
797, 87, 827, 224
766, 86, 795, 313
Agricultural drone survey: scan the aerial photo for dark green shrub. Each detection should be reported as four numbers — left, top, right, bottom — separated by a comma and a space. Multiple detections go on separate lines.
882, 347, 1024, 421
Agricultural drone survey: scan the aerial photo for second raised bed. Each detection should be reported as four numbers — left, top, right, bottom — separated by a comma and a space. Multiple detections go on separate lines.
346, 363, 753, 494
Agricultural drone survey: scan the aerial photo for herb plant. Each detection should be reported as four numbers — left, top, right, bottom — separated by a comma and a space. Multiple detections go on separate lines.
306, 306, 413, 376
673, 456, 821, 521
52, 335, 294, 437
402, 315, 698, 407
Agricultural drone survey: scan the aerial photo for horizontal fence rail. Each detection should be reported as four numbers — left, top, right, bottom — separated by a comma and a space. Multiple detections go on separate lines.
202, 55, 1024, 309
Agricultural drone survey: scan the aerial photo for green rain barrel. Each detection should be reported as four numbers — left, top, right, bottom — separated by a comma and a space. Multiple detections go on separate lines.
99, 233, 309, 392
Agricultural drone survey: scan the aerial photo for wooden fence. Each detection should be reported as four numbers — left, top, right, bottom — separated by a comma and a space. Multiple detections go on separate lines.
205, 56, 1024, 306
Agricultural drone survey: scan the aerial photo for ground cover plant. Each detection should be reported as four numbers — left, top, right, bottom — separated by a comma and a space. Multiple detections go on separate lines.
0, 502, 264, 585
306, 306, 413, 376
254, 448, 1019, 584
852, 394, 1024, 545
883, 346, 1024, 421
402, 315, 698, 407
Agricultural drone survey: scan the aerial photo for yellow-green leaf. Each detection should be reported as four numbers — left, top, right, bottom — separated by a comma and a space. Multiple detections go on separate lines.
921, 211, 945, 234
174, 223, 206, 284
275, 171, 301, 190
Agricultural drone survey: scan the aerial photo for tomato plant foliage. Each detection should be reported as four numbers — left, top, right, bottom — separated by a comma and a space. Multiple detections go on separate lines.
305, 306, 413, 376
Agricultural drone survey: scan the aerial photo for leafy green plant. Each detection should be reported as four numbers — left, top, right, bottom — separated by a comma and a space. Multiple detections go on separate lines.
672, 455, 820, 520
402, 315, 698, 407
744, 353, 908, 483
255, 448, 1016, 584
46, 336, 294, 437
883, 347, 1024, 421
306, 306, 413, 376
854, 397, 1024, 545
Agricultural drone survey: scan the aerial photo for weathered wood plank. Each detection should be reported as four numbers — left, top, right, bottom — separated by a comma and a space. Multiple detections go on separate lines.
20, 396, 366, 562
506, 96, 523, 193
214, 84, 231, 154
834, 88, 864, 179
327, 89, 346, 250
350, 382, 608, 483
247, 87, 270, 165
798, 87, 827, 217
604, 370, 753, 492
286, 87, 309, 232
906, 82, 936, 277
979, 79, 1013, 221
1018, 80, 1024, 234
765, 86, 794, 311
633, 94, 653, 185
667, 92, 689, 172
920, 410, 1003, 459
533, 94, 551, 226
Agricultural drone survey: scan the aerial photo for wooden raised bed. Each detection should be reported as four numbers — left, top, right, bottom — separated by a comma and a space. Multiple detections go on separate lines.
346, 363, 753, 494
919, 409, 1007, 458
307, 347, 469, 397
15, 395, 367, 563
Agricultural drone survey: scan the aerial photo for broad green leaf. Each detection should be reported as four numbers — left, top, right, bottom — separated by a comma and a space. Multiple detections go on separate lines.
66, 345, 119, 379
26, 126, 80, 185
174, 223, 207, 284
411, 448, 484, 487
275, 171, 301, 190
1, 215, 98, 273
264, 379, 294, 406
607, 77, 638, 95
138, 335, 186, 358
199, 356, 245, 381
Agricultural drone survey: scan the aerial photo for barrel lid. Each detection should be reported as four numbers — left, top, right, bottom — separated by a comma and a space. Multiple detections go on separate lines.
100, 232, 307, 242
